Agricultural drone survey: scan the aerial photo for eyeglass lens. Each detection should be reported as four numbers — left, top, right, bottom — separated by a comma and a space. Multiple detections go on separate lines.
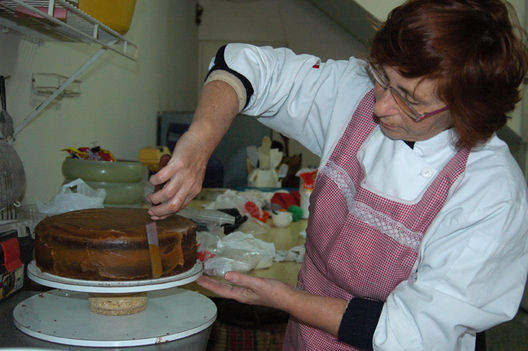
368, 65, 421, 119
367, 64, 449, 122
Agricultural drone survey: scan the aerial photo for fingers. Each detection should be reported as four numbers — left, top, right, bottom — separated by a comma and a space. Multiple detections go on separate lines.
147, 203, 177, 220
153, 154, 172, 193
146, 165, 202, 218
197, 272, 275, 306
147, 189, 191, 218
147, 171, 183, 206
197, 275, 232, 292
146, 131, 208, 219
224, 271, 257, 288
197, 275, 248, 300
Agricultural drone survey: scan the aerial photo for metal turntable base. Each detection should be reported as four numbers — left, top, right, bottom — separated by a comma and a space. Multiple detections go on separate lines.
13, 261, 217, 348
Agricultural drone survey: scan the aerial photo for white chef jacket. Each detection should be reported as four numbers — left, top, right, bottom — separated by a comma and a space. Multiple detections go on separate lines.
208, 43, 528, 351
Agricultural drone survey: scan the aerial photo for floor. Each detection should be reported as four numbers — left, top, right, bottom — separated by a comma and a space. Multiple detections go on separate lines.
486, 308, 528, 351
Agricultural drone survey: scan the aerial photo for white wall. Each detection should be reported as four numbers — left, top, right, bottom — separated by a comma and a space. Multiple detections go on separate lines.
198, 0, 528, 170
198, 0, 367, 168
3, 0, 198, 204
353, 0, 400, 21
5, 0, 526, 205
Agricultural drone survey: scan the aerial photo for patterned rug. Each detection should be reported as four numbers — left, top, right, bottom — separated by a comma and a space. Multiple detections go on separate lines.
207, 298, 289, 351
207, 321, 287, 351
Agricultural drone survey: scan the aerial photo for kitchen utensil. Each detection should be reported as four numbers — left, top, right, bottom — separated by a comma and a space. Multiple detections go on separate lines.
154, 153, 171, 191
0, 141, 25, 209
0, 76, 14, 139
145, 222, 162, 278
138, 146, 171, 172
0, 75, 24, 210
145, 154, 172, 279
178, 207, 235, 226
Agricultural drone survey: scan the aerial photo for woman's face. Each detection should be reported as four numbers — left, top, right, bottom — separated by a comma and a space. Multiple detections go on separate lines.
373, 66, 452, 141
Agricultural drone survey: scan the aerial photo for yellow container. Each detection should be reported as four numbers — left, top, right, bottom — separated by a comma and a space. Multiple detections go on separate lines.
78, 0, 136, 34
138, 146, 171, 172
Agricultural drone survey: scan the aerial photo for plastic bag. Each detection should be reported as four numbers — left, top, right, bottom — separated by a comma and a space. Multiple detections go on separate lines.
199, 231, 276, 277
36, 178, 106, 215
274, 245, 305, 263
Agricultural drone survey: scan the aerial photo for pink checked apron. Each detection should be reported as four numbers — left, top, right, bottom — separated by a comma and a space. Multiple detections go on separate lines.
283, 90, 470, 350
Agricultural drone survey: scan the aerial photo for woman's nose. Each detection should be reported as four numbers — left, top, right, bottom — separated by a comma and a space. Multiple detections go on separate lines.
374, 87, 398, 117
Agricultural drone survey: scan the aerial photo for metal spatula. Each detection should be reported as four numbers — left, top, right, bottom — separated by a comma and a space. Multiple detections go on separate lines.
146, 153, 172, 279
146, 221, 163, 278
0, 76, 14, 140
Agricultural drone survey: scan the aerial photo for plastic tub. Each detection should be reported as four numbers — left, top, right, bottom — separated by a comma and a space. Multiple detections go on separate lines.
78, 0, 136, 34
62, 158, 145, 183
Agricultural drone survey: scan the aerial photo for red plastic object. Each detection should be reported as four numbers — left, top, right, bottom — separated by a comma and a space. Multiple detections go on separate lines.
271, 191, 300, 209
0, 238, 22, 272
197, 250, 216, 262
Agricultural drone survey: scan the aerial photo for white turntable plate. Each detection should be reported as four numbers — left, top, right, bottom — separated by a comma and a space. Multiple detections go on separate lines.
13, 288, 217, 347
27, 260, 203, 293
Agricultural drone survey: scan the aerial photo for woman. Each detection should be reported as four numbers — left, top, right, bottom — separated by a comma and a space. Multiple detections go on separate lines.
147, 0, 528, 350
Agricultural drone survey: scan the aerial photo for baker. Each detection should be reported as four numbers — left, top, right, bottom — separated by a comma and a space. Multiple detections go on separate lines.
147, 0, 528, 350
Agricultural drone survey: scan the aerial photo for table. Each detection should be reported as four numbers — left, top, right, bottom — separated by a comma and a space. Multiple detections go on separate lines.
182, 190, 307, 296
0, 190, 306, 349
183, 193, 307, 350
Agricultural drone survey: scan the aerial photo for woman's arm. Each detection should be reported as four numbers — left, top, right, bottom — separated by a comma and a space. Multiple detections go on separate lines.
197, 272, 348, 336
147, 80, 239, 219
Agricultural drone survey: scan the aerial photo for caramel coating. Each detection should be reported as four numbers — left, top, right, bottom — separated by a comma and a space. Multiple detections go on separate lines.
35, 208, 197, 281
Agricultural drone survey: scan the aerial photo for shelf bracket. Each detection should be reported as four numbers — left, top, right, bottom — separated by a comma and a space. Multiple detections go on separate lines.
13, 41, 116, 138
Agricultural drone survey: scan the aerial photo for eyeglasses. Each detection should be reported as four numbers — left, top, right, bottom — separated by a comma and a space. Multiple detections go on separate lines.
367, 63, 449, 122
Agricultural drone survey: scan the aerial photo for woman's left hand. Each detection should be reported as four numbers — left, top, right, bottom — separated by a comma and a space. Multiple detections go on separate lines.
197, 272, 295, 311
198, 271, 348, 336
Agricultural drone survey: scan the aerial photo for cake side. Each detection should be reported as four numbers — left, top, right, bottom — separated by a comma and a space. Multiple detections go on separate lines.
34, 208, 197, 281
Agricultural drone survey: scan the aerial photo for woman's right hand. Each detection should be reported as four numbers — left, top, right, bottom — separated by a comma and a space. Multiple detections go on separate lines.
147, 80, 241, 219
147, 130, 209, 219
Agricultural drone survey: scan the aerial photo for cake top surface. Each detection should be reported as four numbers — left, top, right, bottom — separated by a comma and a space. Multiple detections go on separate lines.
35, 208, 196, 239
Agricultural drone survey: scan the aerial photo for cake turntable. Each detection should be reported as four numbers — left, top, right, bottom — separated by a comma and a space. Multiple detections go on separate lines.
12, 260, 217, 348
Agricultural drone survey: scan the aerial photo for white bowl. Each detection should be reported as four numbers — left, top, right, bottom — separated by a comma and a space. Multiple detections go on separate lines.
272, 211, 293, 227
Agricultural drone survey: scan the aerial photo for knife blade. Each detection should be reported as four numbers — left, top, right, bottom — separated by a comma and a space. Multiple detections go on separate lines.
146, 153, 172, 279
146, 221, 162, 279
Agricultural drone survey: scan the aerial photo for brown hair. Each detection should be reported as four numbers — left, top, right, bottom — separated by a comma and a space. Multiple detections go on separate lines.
369, 0, 528, 148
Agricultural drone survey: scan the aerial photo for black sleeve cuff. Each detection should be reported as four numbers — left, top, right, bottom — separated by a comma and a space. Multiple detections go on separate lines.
337, 298, 384, 351
205, 45, 254, 110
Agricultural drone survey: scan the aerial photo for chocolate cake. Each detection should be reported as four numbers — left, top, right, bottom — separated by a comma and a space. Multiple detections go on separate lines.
34, 208, 197, 281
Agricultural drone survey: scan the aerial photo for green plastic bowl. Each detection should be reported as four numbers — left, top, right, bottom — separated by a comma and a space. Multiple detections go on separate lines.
62, 158, 145, 183
63, 178, 145, 205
